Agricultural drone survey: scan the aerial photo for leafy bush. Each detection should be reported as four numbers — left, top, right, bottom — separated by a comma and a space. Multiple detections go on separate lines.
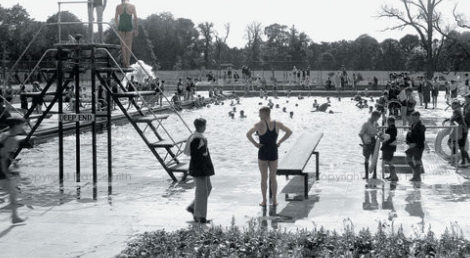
117, 219, 470, 258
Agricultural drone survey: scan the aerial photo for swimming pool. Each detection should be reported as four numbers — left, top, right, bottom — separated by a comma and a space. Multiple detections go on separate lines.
13, 95, 470, 238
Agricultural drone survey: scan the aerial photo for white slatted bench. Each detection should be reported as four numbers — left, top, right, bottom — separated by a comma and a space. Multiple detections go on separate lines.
277, 132, 323, 199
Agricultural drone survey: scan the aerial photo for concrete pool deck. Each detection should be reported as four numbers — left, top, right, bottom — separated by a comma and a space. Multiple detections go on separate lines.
1, 95, 470, 258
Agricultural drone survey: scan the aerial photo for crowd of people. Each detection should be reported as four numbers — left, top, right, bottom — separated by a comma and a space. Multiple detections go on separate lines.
355, 72, 470, 184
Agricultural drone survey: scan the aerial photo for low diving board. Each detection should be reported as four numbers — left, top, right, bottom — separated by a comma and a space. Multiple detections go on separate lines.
277, 132, 323, 199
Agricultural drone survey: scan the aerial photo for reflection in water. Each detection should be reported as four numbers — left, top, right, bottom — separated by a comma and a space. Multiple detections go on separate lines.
259, 205, 280, 230
431, 182, 470, 202
405, 186, 425, 232
363, 189, 379, 211
163, 179, 195, 199
405, 189, 424, 218
93, 184, 97, 201
276, 195, 319, 223
363, 184, 397, 220
107, 179, 113, 206
76, 185, 81, 200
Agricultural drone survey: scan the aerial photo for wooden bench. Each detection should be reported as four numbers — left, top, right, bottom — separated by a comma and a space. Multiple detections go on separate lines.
277, 132, 323, 199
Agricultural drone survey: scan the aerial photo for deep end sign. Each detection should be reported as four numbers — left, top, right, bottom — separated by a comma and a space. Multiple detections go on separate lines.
59, 113, 95, 122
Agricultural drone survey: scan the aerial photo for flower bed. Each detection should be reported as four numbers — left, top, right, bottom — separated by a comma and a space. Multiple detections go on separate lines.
117, 220, 470, 258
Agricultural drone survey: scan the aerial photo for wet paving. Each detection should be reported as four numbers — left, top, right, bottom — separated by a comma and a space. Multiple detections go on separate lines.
1, 95, 470, 257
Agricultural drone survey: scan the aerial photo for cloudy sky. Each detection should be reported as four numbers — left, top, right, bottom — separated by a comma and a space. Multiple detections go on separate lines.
2, 0, 470, 47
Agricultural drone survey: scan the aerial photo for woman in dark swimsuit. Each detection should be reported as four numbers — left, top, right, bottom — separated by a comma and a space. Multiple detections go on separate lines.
247, 107, 292, 207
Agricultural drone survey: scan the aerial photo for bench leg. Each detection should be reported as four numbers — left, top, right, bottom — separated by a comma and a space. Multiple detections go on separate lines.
304, 174, 308, 199
314, 152, 320, 181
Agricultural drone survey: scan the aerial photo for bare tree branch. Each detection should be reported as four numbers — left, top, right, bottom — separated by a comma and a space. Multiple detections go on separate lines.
223, 23, 230, 43
452, 4, 470, 29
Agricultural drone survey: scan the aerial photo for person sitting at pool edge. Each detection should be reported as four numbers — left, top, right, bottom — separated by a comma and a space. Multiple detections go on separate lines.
246, 107, 293, 207
406, 111, 426, 182
359, 111, 381, 179
185, 118, 215, 223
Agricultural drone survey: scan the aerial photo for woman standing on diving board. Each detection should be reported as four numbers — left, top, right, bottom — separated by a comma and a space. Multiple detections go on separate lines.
115, 0, 138, 68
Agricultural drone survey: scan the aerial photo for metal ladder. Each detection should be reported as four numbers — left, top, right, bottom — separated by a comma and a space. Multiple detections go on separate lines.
6, 22, 193, 182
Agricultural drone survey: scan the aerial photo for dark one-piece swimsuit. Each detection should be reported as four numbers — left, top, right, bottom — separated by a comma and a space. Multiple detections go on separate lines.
258, 121, 278, 161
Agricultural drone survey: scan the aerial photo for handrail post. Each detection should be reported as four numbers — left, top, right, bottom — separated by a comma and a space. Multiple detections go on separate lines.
58, 3, 62, 43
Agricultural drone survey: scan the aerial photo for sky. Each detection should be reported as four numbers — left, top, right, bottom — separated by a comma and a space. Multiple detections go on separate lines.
2, 0, 470, 48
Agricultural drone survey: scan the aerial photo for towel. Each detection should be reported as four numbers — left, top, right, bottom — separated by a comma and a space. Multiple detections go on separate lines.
183, 132, 206, 156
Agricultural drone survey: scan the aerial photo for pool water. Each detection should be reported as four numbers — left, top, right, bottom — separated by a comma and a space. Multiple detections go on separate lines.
12, 95, 470, 238
18, 96, 367, 189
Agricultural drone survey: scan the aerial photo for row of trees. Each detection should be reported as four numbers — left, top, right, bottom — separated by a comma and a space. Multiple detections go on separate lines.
1, 1, 470, 78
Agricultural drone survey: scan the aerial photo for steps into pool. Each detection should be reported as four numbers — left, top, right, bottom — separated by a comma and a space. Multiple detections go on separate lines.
150, 137, 187, 148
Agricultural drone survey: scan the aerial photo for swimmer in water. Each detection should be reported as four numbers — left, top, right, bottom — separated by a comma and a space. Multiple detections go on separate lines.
353, 92, 363, 102
289, 111, 294, 118
314, 103, 330, 112
370, 97, 374, 102
233, 107, 237, 112
240, 110, 247, 118
275, 104, 280, 108
259, 102, 263, 105
356, 100, 364, 108
326, 97, 331, 103
313, 99, 319, 108
282, 107, 287, 112
295, 103, 299, 107
369, 106, 373, 113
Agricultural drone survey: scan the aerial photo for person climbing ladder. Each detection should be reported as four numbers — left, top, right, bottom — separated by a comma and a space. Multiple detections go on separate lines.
115, 0, 138, 67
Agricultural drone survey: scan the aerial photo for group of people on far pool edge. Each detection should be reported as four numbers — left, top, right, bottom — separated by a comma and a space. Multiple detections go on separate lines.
360, 110, 426, 182
183, 107, 292, 223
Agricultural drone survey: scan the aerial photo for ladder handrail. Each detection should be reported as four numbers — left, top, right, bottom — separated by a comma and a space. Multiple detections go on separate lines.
99, 22, 193, 134
0, 48, 58, 120
96, 47, 187, 153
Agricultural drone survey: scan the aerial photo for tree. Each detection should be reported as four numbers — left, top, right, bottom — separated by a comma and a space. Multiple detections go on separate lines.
379, 0, 445, 79
198, 22, 214, 68
287, 25, 310, 68
377, 39, 405, 70
45, 11, 86, 44
264, 23, 290, 69
399, 34, 420, 55
352, 34, 380, 70
318, 52, 336, 70
214, 23, 230, 69
245, 22, 263, 68
406, 46, 426, 71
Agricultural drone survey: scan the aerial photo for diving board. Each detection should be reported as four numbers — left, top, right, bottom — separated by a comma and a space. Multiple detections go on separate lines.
278, 132, 323, 199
